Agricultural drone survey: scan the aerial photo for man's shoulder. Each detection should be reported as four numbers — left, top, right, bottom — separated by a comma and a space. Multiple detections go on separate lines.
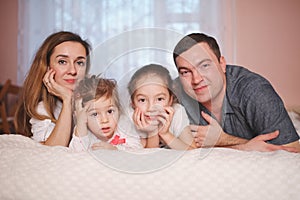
225, 64, 276, 109
226, 65, 271, 93
226, 65, 267, 82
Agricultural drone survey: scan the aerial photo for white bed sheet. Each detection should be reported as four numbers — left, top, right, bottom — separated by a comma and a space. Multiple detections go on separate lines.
0, 134, 300, 200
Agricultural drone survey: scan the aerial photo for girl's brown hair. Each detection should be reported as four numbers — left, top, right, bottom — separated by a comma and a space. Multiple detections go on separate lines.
14, 31, 91, 137
127, 64, 177, 103
75, 75, 121, 113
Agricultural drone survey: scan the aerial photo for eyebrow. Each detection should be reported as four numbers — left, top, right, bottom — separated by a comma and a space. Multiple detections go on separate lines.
178, 58, 212, 71
87, 104, 116, 112
135, 92, 167, 97
55, 55, 86, 59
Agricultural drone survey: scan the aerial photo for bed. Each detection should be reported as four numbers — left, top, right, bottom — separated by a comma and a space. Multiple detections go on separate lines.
0, 131, 300, 200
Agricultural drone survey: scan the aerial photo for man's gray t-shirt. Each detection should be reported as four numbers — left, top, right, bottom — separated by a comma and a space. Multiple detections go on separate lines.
174, 65, 299, 145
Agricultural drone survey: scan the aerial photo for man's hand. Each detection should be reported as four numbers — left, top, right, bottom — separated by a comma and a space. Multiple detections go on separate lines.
233, 131, 299, 153
190, 111, 246, 147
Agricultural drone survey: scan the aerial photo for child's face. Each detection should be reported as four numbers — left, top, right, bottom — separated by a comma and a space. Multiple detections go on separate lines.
132, 75, 173, 124
85, 97, 119, 140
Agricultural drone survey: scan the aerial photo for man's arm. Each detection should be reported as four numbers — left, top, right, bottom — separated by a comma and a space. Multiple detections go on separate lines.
191, 112, 299, 152
283, 140, 300, 152
190, 111, 248, 147
231, 131, 299, 153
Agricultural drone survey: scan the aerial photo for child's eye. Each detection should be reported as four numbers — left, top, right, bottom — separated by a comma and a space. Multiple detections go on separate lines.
90, 112, 98, 117
138, 98, 146, 103
107, 109, 115, 114
157, 97, 165, 101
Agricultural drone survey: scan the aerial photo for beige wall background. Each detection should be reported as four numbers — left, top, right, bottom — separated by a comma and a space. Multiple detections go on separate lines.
1, 0, 299, 107
235, 0, 300, 108
0, 0, 18, 85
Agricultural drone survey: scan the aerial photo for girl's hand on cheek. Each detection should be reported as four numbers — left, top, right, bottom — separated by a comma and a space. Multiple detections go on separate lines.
74, 98, 88, 137
133, 108, 146, 129
133, 108, 156, 135
157, 106, 174, 136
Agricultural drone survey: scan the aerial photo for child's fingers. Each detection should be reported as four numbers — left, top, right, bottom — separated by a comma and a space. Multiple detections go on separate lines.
75, 98, 83, 110
91, 141, 104, 149
156, 115, 167, 125
164, 106, 174, 116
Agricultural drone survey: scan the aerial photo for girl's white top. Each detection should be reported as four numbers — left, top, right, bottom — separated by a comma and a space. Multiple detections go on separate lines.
69, 114, 143, 151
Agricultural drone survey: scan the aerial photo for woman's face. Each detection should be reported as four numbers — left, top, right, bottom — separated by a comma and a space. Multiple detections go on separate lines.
49, 41, 87, 91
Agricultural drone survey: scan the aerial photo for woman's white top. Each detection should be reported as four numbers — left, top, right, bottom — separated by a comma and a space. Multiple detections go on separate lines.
30, 101, 62, 142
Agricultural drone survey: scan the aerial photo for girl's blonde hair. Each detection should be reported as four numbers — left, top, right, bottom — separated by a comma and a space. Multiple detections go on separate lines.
14, 31, 91, 137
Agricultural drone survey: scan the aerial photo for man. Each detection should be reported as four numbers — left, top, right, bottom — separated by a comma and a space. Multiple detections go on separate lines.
173, 33, 300, 152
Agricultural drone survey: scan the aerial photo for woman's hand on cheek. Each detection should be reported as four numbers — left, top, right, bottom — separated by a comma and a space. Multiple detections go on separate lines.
43, 69, 73, 102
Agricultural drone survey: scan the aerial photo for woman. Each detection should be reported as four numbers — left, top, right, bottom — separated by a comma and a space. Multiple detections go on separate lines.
14, 31, 91, 146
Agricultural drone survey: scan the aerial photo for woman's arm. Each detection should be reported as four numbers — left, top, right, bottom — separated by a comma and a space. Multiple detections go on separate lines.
40, 69, 74, 146
42, 97, 73, 146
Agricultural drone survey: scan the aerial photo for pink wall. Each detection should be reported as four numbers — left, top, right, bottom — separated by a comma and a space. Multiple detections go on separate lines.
0, 0, 18, 85
0, 0, 299, 106
235, 0, 300, 107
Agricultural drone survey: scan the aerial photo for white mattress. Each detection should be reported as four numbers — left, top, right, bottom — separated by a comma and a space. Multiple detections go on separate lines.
0, 134, 299, 200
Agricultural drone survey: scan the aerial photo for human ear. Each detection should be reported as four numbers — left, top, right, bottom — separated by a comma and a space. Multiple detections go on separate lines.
130, 101, 136, 109
219, 56, 226, 73
168, 95, 174, 106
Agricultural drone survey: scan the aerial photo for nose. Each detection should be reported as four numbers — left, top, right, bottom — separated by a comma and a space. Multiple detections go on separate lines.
147, 100, 156, 112
68, 62, 77, 75
100, 113, 108, 123
191, 69, 203, 85
148, 102, 163, 113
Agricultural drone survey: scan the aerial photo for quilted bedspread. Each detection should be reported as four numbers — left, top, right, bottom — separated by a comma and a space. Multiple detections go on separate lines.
0, 134, 299, 200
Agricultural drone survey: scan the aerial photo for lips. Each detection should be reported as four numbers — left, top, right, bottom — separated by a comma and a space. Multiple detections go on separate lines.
145, 115, 158, 121
65, 79, 76, 84
101, 127, 111, 133
193, 85, 208, 93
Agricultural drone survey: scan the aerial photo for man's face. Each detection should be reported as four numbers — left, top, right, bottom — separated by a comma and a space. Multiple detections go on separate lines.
175, 42, 226, 107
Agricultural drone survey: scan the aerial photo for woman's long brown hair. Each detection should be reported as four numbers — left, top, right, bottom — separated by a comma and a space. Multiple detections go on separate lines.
14, 31, 91, 137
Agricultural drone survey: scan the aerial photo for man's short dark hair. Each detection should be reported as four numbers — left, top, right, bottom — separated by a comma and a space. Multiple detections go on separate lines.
173, 33, 221, 65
